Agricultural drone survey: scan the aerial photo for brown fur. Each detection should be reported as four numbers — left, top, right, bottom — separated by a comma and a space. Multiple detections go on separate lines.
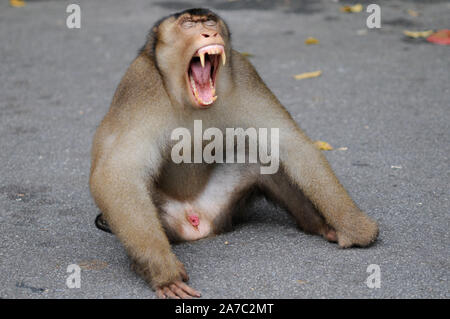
90, 8, 378, 299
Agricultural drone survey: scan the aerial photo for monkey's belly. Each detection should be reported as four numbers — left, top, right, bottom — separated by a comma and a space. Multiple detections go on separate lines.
155, 163, 243, 242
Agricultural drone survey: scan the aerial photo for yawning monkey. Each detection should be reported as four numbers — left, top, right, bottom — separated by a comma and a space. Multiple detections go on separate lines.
90, 8, 378, 299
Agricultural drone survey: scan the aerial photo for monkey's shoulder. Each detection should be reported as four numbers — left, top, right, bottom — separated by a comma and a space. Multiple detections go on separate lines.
109, 54, 170, 114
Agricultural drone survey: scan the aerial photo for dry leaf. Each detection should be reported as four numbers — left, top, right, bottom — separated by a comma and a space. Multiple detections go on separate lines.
10, 0, 25, 7
391, 165, 402, 169
403, 30, 434, 38
427, 29, 450, 45
224, 241, 229, 245
340, 4, 363, 13
294, 70, 322, 80
305, 37, 319, 45
79, 260, 108, 270
297, 280, 308, 284
407, 9, 419, 17
357, 29, 368, 36
337, 147, 348, 151
241, 52, 254, 57
314, 141, 333, 151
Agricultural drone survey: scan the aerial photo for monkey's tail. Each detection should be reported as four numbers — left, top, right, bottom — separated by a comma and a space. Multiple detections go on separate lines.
95, 214, 112, 233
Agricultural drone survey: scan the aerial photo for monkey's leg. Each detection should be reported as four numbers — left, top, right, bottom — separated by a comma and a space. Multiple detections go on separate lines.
259, 171, 337, 242
279, 136, 378, 247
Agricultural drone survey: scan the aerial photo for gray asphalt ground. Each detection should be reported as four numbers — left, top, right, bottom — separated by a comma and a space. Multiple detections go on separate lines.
0, 0, 449, 299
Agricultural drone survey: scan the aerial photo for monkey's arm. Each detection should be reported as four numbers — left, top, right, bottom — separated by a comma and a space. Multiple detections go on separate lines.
89, 130, 199, 297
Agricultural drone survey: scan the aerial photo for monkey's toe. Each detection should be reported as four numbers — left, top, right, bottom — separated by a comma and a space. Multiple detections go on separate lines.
324, 228, 338, 242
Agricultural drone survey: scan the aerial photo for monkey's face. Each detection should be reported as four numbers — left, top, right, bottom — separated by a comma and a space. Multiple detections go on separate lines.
156, 13, 230, 109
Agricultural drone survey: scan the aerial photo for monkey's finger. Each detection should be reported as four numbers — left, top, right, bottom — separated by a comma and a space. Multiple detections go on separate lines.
155, 288, 166, 299
163, 286, 180, 299
170, 283, 192, 299
175, 281, 201, 297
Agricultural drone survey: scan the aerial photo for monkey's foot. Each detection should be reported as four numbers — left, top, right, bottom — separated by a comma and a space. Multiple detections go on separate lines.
336, 214, 379, 248
95, 214, 112, 233
156, 281, 201, 299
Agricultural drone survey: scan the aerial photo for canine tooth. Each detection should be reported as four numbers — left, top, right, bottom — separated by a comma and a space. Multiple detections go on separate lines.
221, 51, 226, 66
200, 52, 205, 68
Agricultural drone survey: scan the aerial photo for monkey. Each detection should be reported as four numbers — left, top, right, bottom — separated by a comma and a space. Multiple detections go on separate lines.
89, 8, 378, 299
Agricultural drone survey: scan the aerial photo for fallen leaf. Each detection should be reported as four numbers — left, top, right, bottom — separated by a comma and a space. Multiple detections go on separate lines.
297, 280, 308, 285
78, 260, 108, 270
241, 52, 254, 57
337, 147, 348, 151
427, 29, 450, 45
305, 37, 319, 45
10, 0, 25, 7
294, 70, 322, 80
403, 30, 434, 39
224, 241, 229, 245
407, 9, 419, 17
357, 29, 368, 36
391, 165, 402, 169
340, 4, 363, 13
314, 141, 333, 151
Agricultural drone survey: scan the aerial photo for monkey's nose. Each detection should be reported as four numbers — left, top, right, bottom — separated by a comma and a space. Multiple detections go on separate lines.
201, 33, 218, 38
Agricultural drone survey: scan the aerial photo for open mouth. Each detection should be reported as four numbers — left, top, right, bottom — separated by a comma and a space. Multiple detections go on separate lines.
188, 44, 226, 107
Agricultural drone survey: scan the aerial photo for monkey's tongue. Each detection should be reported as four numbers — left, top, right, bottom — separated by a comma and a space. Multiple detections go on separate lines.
190, 59, 214, 103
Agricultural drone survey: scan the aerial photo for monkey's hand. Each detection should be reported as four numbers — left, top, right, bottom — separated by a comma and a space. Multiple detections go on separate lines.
155, 261, 201, 299
133, 259, 201, 299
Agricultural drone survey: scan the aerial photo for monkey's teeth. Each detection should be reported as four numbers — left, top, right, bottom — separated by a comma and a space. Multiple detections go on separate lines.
221, 51, 226, 66
200, 52, 205, 68
190, 75, 198, 97
209, 78, 216, 96
197, 45, 225, 64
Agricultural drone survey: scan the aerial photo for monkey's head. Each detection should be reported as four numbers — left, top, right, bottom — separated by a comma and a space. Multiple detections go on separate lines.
146, 8, 231, 109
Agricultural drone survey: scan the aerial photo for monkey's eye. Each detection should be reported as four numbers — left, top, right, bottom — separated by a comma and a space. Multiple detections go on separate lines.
204, 20, 217, 27
182, 20, 195, 29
